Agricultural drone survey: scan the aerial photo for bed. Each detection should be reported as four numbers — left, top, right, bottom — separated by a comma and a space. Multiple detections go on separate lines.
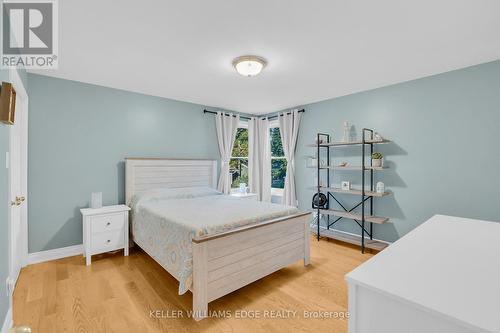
125, 158, 311, 320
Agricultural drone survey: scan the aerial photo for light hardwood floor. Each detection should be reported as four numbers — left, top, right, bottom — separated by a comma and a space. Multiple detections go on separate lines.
13, 237, 376, 332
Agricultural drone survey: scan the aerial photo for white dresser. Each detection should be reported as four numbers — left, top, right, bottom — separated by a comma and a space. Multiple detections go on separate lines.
81, 204, 131, 265
346, 215, 500, 333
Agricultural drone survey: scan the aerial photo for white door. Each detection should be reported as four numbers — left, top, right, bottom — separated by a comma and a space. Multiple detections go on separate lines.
9, 93, 23, 283
7, 69, 28, 299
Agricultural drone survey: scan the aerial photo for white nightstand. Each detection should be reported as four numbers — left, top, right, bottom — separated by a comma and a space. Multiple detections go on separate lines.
230, 192, 258, 201
81, 204, 131, 266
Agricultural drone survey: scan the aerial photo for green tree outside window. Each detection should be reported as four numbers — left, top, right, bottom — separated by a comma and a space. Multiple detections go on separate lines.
230, 128, 248, 188
270, 127, 287, 189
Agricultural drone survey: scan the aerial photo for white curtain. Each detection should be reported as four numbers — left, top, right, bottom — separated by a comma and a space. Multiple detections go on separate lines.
215, 112, 240, 194
279, 110, 302, 206
248, 117, 271, 202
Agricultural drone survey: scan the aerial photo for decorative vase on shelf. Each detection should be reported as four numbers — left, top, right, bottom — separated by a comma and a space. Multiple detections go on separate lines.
376, 182, 385, 194
371, 152, 384, 168
342, 121, 350, 142
372, 158, 383, 167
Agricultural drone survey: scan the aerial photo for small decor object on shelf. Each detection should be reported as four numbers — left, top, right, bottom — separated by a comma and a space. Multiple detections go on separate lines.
315, 137, 324, 144
91, 192, 102, 209
312, 193, 328, 209
314, 177, 326, 187
338, 161, 348, 167
374, 132, 383, 142
341, 181, 351, 191
371, 152, 383, 167
342, 121, 350, 142
376, 182, 385, 194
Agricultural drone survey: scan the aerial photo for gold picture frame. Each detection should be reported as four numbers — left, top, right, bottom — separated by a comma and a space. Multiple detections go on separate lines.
0, 82, 17, 125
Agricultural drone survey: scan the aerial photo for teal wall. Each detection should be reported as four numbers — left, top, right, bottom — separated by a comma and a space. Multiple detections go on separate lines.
28, 74, 220, 252
0, 66, 28, 325
296, 60, 500, 242
26, 60, 500, 252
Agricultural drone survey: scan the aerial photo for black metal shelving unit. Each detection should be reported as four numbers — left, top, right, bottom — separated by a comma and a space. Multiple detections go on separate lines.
310, 128, 390, 253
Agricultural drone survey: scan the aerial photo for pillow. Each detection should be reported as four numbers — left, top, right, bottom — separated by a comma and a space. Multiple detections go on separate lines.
133, 187, 222, 204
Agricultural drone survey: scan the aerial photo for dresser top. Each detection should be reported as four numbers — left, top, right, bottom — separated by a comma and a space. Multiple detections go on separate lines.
80, 204, 130, 216
346, 214, 500, 333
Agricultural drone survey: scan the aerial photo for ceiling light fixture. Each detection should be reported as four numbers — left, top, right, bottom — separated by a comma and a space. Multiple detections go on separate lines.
232, 55, 267, 77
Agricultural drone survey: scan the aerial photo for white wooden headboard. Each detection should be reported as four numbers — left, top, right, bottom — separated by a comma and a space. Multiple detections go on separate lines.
125, 158, 218, 205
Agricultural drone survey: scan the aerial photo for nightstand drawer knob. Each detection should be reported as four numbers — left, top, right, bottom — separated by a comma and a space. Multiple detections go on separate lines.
107, 239, 111, 243
89, 214, 125, 233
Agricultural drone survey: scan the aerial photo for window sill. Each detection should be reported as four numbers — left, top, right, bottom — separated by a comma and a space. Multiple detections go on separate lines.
271, 188, 284, 197
232, 188, 283, 196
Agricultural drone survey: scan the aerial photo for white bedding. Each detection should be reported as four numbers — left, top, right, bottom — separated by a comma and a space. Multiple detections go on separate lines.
130, 187, 299, 294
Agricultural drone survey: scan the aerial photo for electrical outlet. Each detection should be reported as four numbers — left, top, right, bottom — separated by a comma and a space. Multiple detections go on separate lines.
5, 278, 10, 297
5, 277, 14, 296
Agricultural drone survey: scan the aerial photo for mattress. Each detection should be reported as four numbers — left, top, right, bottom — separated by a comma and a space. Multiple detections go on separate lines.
130, 187, 299, 294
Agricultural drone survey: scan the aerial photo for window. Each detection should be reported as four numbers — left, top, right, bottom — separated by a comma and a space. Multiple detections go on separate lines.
230, 122, 285, 191
270, 126, 287, 189
230, 127, 248, 188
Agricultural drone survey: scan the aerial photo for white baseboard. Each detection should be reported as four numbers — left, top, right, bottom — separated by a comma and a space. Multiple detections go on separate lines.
333, 228, 392, 245
28, 244, 83, 265
1, 308, 12, 333
314, 224, 392, 246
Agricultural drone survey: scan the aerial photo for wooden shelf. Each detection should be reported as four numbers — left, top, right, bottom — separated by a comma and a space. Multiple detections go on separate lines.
308, 131, 392, 253
307, 165, 387, 171
307, 139, 390, 147
309, 186, 390, 197
310, 226, 388, 251
312, 209, 389, 224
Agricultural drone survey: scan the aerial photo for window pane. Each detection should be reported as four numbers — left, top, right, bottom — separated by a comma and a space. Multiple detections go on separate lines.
230, 158, 248, 188
271, 159, 287, 189
231, 128, 248, 158
270, 127, 284, 157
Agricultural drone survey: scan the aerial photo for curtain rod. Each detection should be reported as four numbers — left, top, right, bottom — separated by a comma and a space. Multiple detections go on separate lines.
203, 109, 251, 120
203, 109, 305, 121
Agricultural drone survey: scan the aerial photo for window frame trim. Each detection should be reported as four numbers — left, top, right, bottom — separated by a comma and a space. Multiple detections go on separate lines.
229, 121, 286, 193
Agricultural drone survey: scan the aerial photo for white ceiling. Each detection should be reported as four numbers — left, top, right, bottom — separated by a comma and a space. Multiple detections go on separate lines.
31, 0, 500, 114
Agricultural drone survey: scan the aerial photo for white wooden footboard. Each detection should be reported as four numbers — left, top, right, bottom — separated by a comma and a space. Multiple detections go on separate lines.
192, 212, 311, 320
